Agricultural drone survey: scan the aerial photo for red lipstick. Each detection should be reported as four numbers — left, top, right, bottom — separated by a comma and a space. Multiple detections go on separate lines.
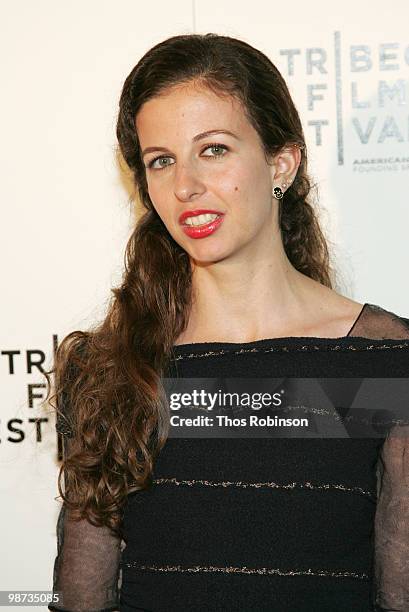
179, 209, 225, 240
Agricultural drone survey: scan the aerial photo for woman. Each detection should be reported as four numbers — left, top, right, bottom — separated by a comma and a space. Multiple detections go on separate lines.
47, 33, 409, 611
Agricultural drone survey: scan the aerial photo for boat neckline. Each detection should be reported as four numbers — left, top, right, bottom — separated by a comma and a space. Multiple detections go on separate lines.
171, 302, 370, 352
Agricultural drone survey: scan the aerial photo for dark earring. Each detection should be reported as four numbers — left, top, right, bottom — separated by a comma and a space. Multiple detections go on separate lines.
272, 186, 284, 200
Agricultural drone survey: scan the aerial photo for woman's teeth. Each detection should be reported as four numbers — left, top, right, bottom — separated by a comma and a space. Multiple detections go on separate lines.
184, 213, 219, 226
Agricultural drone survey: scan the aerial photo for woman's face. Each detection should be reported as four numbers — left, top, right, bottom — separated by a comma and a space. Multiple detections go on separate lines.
135, 82, 279, 264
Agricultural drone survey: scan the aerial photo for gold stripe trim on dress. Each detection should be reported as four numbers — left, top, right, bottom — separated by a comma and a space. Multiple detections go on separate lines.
171, 341, 409, 361
153, 477, 374, 498
123, 562, 369, 580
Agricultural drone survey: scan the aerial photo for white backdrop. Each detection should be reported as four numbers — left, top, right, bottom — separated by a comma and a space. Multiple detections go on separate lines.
1, 0, 408, 607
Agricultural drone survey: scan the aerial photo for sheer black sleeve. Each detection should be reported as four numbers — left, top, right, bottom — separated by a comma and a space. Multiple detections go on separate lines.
335, 303, 409, 610
373, 424, 409, 611
48, 405, 123, 612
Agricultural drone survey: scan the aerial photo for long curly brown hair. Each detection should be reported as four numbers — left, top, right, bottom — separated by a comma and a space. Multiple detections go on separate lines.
44, 33, 334, 538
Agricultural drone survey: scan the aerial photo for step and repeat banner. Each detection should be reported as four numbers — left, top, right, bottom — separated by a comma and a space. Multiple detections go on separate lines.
1, 0, 408, 603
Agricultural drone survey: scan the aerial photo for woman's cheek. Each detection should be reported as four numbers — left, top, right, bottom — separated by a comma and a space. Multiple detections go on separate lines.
147, 183, 166, 215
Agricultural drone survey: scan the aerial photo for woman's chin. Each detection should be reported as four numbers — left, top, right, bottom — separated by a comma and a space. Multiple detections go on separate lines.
187, 245, 233, 266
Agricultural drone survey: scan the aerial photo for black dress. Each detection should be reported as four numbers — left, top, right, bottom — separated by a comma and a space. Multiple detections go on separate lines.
49, 303, 409, 612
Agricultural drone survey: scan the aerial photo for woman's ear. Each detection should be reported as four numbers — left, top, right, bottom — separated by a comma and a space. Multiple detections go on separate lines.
269, 145, 301, 186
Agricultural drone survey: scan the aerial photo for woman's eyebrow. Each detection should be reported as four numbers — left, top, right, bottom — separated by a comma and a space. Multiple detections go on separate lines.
192, 129, 239, 142
141, 129, 239, 158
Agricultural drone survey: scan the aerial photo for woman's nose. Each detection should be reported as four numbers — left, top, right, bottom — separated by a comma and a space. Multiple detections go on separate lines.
173, 161, 206, 202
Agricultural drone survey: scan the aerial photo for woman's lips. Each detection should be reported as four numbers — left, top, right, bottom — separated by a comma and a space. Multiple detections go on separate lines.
181, 214, 225, 239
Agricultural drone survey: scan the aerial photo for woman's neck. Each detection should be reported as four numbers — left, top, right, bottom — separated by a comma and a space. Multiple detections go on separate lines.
174, 263, 363, 345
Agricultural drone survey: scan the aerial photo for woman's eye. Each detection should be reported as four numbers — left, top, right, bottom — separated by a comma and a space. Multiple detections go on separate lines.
149, 156, 175, 170
147, 144, 228, 171
201, 144, 228, 157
